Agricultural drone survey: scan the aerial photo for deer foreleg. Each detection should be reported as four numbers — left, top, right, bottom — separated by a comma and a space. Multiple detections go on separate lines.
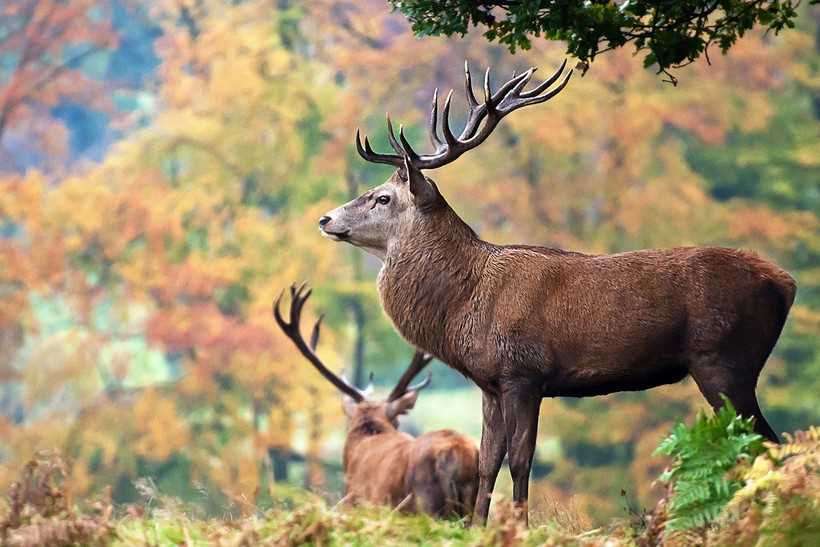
472, 391, 507, 526
501, 383, 541, 526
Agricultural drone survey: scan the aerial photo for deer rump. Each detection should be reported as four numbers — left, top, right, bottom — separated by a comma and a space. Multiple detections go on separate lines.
345, 429, 478, 517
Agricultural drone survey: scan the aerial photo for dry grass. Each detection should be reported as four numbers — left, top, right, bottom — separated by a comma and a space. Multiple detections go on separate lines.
2, 431, 818, 546
0, 452, 114, 546
531, 494, 593, 535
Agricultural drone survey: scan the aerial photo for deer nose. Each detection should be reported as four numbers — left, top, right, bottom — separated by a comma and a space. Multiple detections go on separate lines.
318, 216, 331, 228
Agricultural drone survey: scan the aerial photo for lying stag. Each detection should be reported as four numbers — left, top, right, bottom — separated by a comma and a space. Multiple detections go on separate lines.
317, 61, 797, 524
273, 284, 479, 517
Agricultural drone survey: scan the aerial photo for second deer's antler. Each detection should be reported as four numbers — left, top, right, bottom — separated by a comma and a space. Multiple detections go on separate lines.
273, 283, 366, 402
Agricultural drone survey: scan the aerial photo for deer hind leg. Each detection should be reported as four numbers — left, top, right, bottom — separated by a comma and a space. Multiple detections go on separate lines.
500, 382, 542, 526
460, 475, 478, 520
408, 458, 446, 516
472, 391, 507, 526
690, 354, 779, 443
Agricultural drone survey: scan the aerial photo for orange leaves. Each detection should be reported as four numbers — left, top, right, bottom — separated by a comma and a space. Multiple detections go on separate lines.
0, 172, 44, 225
614, 142, 719, 247
133, 389, 190, 460
728, 205, 794, 243
0, 0, 121, 171
0, 0, 815, 515
146, 304, 271, 356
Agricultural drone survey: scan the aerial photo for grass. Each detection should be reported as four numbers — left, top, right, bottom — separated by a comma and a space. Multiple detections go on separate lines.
3, 423, 819, 546
111, 500, 613, 546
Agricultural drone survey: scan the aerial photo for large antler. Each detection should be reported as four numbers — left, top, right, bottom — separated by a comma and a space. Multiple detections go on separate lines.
273, 283, 365, 402
387, 350, 434, 402
355, 60, 572, 170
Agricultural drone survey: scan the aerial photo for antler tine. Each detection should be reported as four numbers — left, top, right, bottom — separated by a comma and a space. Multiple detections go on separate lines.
273, 284, 365, 402
505, 67, 536, 100
441, 90, 458, 146
483, 67, 492, 107
353, 61, 572, 171
386, 114, 405, 156
457, 66, 571, 150
464, 60, 479, 108
492, 68, 534, 105
355, 129, 404, 167
272, 289, 287, 330
309, 314, 323, 351
517, 68, 573, 108
387, 350, 434, 401
458, 69, 533, 142
407, 372, 432, 393
520, 59, 567, 99
428, 89, 445, 151
289, 283, 311, 323
398, 125, 420, 161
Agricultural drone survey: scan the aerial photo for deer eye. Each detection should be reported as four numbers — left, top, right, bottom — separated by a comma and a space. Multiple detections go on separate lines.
376, 195, 391, 205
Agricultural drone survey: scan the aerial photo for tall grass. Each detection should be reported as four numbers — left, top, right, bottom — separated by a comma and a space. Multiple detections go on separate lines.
2, 417, 819, 546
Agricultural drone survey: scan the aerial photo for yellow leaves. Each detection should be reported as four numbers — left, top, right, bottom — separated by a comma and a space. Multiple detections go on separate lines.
0, 0, 120, 172
0, 172, 45, 227
722, 426, 820, 531
200, 437, 260, 514
736, 93, 773, 133
266, 404, 294, 452
132, 388, 190, 461
614, 141, 720, 247
209, 56, 263, 105
46, 175, 114, 247
790, 305, 820, 338
791, 143, 820, 167
727, 454, 779, 512
727, 204, 795, 246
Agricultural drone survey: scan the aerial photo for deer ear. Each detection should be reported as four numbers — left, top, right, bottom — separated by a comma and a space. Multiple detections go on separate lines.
403, 157, 438, 209
385, 390, 419, 420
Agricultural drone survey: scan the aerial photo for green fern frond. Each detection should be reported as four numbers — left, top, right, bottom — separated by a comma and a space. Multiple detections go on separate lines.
654, 398, 766, 538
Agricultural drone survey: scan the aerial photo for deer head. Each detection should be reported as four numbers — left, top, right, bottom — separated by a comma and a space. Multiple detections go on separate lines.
319, 61, 572, 259
273, 283, 434, 429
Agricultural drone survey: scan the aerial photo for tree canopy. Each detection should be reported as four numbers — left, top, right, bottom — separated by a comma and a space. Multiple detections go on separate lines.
390, 0, 817, 82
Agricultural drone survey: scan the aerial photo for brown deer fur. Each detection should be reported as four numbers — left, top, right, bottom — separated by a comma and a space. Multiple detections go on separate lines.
342, 402, 478, 516
273, 285, 478, 518
318, 63, 797, 525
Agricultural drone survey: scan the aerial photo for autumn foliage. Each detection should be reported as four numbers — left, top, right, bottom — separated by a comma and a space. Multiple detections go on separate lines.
0, 0, 818, 527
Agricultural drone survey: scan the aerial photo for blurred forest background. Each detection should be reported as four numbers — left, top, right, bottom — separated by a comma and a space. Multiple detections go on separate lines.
0, 0, 818, 524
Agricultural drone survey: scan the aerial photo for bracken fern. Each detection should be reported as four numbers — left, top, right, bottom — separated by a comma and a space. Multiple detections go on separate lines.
654, 399, 765, 535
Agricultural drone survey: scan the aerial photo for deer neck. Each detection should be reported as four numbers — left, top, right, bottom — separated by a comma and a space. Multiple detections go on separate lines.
342, 420, 398, 472
379, 206, 488, 361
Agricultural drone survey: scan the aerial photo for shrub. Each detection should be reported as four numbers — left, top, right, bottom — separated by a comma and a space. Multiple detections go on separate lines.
708, 426, 820, 546
0, 452, 115, 547
654, 400, 766, 534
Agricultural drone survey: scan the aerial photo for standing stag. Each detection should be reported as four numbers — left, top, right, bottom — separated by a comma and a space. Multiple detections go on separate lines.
273, 284, 479, 517
317, 61, 797, 524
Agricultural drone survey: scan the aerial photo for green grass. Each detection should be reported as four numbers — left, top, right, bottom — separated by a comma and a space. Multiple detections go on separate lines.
112, 501, 608, 546
4, 420, 818, 546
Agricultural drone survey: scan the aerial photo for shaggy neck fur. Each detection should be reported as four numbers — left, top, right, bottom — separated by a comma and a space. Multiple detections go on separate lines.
342, 418, 396, 472
379, 203, 491, 366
